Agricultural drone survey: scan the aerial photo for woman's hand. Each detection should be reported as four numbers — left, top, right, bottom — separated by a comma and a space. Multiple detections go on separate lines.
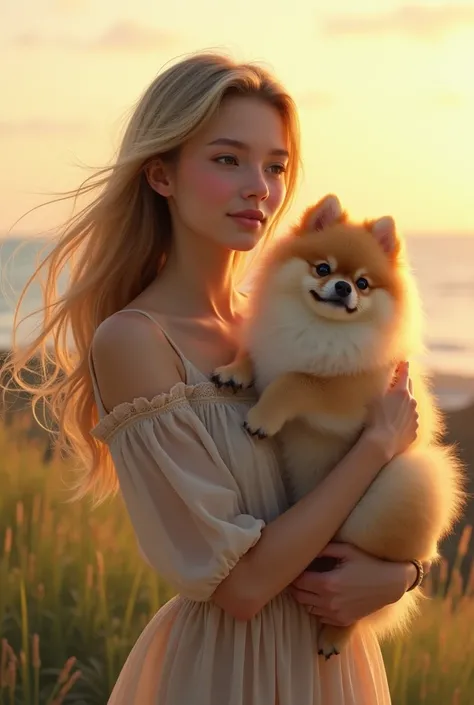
364, 361, 419, 462
289, 542, 427, 626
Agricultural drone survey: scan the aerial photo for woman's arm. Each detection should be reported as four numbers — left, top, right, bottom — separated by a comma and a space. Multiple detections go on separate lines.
213, 429, 390, 619
214, 363, 418, 620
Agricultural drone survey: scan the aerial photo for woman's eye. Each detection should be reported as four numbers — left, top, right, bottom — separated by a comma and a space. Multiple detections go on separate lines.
356, 277, 369, 290
268, 164, 286, 176
215, 155, 238, 166
315, 263, 331, 277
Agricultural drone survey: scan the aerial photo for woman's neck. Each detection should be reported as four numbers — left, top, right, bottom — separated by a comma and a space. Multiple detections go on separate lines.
151, 232, 245, 321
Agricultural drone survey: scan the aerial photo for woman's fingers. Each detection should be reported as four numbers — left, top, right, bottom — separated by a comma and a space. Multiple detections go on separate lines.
392, 361, 409, 390
391, 361, 415, 396
319, 616, 352, 626
290, 585, 343, 623
290, 586, 322, 607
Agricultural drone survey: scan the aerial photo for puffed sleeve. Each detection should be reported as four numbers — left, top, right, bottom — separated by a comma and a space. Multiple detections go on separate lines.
91, 383, 265, 602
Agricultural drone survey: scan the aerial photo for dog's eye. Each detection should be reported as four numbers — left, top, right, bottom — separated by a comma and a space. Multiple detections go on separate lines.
356, 277, 369, 290
315, 263, 331, 277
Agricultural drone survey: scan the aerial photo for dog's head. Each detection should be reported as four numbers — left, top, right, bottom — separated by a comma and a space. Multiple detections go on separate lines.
260, 194, 423, 366
269, 195, 407, 322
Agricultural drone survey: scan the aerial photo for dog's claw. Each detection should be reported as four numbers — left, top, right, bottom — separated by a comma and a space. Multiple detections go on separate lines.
243, 421, 267, 439
318, 647, 340, 661
211, 372, 245, 392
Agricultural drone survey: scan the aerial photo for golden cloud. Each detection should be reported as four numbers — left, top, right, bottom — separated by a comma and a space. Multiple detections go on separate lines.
13, 20, 179, 52
322, 4, 474, 41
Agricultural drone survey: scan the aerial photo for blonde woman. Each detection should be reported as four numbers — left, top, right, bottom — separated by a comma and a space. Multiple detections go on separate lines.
3, 53, 424, 704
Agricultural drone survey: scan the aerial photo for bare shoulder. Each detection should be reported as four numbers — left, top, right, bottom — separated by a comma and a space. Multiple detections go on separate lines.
91, 311, 183, 412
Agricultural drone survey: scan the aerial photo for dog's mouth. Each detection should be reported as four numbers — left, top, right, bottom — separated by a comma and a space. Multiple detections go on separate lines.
310, 289, 357, 314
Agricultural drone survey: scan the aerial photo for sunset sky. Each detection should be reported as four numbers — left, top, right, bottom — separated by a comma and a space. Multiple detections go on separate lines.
2, 0, 474, 236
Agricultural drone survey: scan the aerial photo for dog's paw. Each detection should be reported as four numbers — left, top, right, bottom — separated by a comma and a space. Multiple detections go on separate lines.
317, 643, 340, 661
317, 625, 352, 661
243, 420, 268, 440
243, 404, 284, 439
211, 362, 254, 391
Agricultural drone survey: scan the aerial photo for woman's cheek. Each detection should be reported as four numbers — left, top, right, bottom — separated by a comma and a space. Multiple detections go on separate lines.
267, 181, 287, 215
191, 170, 234, 206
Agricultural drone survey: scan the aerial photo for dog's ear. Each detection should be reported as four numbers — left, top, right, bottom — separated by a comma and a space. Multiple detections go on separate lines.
301, 194, 343, 233
368, 216, 399, 257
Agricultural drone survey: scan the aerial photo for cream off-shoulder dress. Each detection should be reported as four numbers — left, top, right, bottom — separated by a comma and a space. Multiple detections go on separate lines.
89, 309, 392, 705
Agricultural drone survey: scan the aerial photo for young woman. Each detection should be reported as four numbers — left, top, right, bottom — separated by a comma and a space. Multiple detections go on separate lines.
4, 52, 424, 704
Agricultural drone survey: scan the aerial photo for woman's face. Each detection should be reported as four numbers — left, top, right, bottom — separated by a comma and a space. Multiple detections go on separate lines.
151, 96, 290, 252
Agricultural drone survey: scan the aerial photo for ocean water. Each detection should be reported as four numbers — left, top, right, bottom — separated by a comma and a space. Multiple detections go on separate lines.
1, 235, 474, 381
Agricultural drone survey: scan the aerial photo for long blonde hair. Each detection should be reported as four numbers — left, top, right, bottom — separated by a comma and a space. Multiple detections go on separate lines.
1, 51, 301, 504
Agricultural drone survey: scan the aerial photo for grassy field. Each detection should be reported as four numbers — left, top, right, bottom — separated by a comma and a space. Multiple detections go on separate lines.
0, 411, 473, 705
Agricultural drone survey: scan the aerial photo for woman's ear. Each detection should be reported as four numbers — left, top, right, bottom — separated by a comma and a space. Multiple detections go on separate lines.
145, 158, 173, 197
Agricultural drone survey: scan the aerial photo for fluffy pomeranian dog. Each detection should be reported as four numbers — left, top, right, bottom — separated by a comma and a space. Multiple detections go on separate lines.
212, 194, 465, 658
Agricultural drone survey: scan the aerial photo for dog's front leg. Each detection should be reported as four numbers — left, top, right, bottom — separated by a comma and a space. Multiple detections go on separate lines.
244, 372, 324, 438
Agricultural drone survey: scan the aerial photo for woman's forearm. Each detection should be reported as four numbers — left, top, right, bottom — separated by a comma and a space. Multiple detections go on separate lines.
213, 430, 390, 619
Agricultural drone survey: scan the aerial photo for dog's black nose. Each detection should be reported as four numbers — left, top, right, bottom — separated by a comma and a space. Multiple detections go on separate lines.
335, 280, 352, 298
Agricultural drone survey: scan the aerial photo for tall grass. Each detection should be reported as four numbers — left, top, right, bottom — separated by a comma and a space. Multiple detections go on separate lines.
0, 414, 174, 704
383, 524, 474, 704
0, 412, 472, 704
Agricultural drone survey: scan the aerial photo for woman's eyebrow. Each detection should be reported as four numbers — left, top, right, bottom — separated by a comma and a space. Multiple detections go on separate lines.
207, 137, 289, 158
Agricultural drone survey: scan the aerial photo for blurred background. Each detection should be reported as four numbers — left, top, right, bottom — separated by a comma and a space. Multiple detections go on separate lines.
1, 1, 473, 703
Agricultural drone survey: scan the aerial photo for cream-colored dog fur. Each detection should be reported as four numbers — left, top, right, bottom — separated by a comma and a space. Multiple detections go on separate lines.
213, 195, 465, 659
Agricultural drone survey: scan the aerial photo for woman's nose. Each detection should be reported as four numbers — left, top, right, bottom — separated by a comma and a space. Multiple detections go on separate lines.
241, 169, 270, 201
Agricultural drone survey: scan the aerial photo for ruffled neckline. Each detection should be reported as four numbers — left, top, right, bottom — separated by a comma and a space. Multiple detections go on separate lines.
91, 381, 257, 443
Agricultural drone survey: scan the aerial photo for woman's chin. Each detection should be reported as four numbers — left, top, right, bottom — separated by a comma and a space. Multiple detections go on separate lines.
219, 216, 268, 251
231, 237, 262, 252
224, 229, 268, 252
